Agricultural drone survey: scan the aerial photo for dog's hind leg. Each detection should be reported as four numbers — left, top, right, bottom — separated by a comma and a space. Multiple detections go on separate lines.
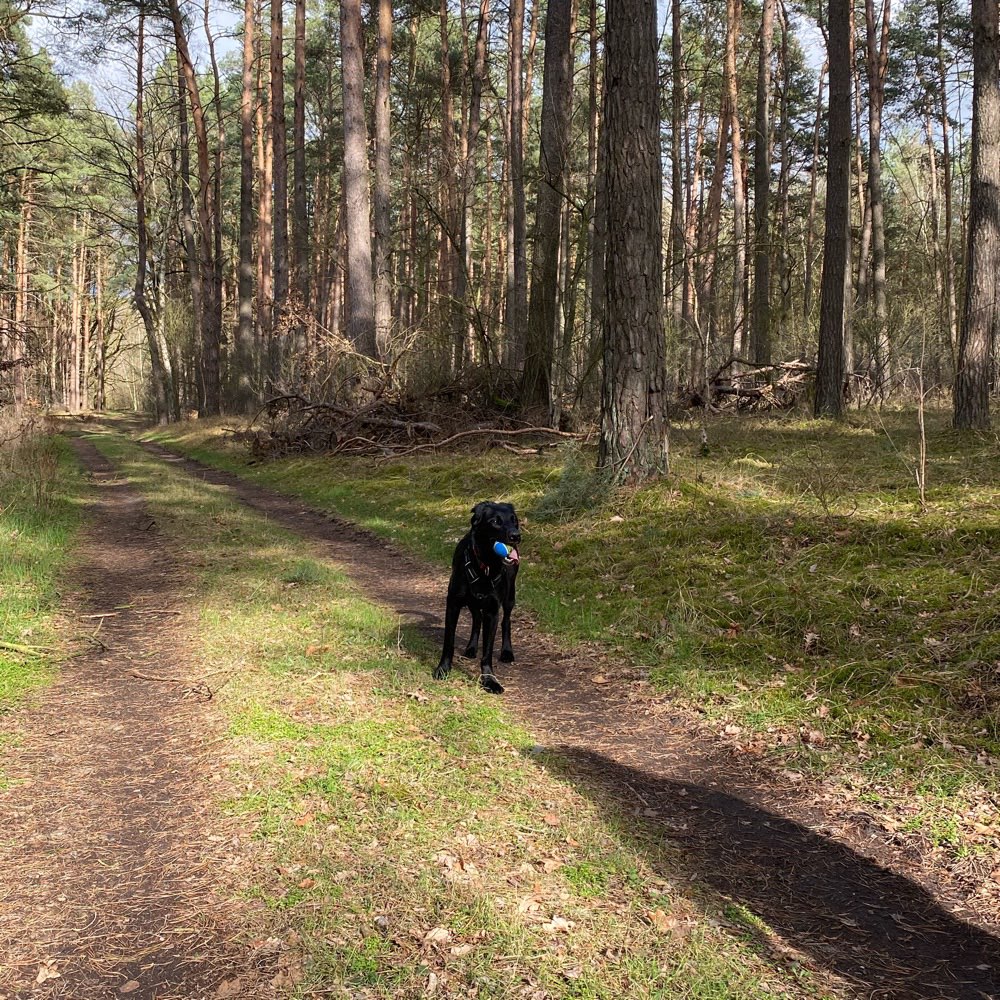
499, 604, 515, 662
464, 606, 482, 659
434, 596, 462, 680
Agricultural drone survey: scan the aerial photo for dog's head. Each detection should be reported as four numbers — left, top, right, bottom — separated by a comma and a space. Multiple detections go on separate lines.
470, 501, 521, 562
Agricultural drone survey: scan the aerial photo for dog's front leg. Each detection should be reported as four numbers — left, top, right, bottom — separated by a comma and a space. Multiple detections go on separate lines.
434, 594, 462, 680
479, 600, 504, 694
464, 606, 482, 659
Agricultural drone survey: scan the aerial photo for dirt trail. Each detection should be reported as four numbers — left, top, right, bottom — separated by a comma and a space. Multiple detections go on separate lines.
0, 439, 273, 1000
143, 440, 1000, 1000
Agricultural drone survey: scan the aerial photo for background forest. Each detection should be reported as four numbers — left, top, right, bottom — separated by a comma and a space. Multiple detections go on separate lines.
0, 0, 993, 447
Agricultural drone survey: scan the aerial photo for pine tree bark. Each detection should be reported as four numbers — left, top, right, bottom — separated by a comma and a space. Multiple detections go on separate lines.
865, 0, 891, 392
236, 0, 257, 409
506, 0, 528, 370
456, 0, 491, 364
803, 57, 827, 318
954, 0, 999, 430
373, 0, 393, 359
133, 14, 170, 424
815, 0, 851, 419
256, 15, 274, 362
523, 0, 573, 416
727, 0, 746, 356
292, 0, 309, 317
340, 0, 378, 357
937, 0, 959, 365
12, 173, 32, 415
271, 0, 290, 343
669, 0, 685, 337
750, 0, 775, 364
599, 0, 668, 484
169, 0, 221, 416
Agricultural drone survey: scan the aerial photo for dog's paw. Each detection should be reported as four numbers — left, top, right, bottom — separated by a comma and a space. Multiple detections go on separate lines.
480, 673, 505, 695
462, 645, 478, 659
433, 664, 451, 680
499, 649, 515, 663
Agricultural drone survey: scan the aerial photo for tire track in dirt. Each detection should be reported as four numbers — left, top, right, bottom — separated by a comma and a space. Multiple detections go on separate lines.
0, 439, 277, 1000
142, 440, 1000, 1000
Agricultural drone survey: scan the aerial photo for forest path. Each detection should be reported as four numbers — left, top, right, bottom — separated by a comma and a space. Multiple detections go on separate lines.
0, 438, 276, 1000
139, 438, 1000, 1000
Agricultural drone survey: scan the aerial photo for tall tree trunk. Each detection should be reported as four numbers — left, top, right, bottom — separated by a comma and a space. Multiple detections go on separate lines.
506, 0, 528, 370
728, 0, 746, 357
94, 252, 106, 411
457, 0, 491, 364
599, 0, 668, 485
776, 0, 792, 347
170, 0, 222, 416
204, 0, 224, 370
236, 0, 257, 408
373, 0, 393, 359
81, 247, 91, 411
70, 217, 82, 413
750, 0, 775, 364
683, 101, 705, 344
938, 0, 959, 366
925, 110, 946, 357
669, 0, 685, 337
583, 0, 602, 354
698, 87, 730, 363
271, 0, 290, 352
177, 59, 203, 405
954, 0, 999, 430
815, 0, 851, 419
133, 14, 170, 424
865, 0, 890, 393
12, 174, 32, 414
292, 0, 309, 318
340, 0, 378, 357
256, 16, 274, 371
439, 0, 458, 359
523, 0, 573, 415
803, 57, 827, 318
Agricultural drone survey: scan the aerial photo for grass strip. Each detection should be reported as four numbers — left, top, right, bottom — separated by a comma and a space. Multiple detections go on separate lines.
0, 432, 86, 711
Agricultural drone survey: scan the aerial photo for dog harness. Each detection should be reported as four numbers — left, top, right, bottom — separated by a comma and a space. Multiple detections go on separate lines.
464, 540, 503, 598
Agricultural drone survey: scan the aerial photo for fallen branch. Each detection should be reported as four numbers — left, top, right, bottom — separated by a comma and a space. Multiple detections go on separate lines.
382, 425, 580, 461
0, 639, 52, 657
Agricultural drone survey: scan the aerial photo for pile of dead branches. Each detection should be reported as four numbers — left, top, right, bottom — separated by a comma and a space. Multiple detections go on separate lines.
683, 359, 813, 411
232, 394, 580, 461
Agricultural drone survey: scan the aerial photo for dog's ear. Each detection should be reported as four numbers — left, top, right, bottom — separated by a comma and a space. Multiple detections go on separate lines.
470, 502, 488, 528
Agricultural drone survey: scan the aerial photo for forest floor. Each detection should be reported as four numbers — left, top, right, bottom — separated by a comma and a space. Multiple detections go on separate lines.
1, 413, 998, 999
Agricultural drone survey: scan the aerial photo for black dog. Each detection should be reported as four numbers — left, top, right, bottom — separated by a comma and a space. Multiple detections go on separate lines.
434, 501, 521, 694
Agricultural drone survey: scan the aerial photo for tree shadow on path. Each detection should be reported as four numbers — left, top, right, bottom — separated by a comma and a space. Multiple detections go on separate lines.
536, 745, 999, 1000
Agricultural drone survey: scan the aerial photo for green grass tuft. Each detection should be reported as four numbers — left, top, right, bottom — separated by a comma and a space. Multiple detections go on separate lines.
0, 432, 86, 711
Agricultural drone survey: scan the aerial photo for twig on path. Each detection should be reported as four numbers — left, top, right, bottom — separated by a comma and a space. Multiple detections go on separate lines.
129, 670, 214, 700
80, 612, 119, 619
